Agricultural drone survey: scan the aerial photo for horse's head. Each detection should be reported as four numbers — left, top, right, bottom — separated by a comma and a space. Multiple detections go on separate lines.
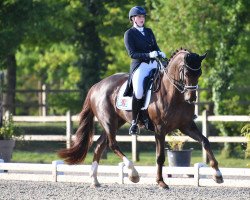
165, 49, 207, 104
182, 52, 206, 103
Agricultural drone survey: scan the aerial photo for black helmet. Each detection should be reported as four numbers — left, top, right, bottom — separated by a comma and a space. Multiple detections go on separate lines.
129, 6, 146, 21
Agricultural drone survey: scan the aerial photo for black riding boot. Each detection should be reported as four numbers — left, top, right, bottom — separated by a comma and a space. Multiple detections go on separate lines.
140, 109, 154, 131
129, 95, 143, 135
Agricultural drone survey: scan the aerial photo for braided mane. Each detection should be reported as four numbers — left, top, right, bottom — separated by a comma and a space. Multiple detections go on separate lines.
168, 47, 190, 63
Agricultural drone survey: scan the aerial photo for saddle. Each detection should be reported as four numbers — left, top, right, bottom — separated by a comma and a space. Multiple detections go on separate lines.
116, 68, 160, 131
116, 68, 158, 110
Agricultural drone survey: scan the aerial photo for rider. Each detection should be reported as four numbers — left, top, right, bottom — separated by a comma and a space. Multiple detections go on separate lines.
124, 6, 166, 135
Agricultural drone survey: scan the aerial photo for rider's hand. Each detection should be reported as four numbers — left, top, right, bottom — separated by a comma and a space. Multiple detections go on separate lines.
158, 51, 166, 58
149, 51, 158, 58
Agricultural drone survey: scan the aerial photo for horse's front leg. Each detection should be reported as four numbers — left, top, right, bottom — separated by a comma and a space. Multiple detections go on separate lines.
122, 156, 140, 183
155, 133, 169, 189
180, 121, 223, 183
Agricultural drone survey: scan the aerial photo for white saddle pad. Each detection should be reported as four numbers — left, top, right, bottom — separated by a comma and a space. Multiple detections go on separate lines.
116, 81, 152, 111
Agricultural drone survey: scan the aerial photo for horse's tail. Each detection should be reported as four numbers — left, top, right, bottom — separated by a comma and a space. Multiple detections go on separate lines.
58, 88, 94, 164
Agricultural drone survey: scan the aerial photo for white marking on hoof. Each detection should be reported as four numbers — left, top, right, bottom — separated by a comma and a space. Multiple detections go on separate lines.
122, 156, 133, 169
123, 156, 140, 183
214, 170, 222, 177
90, 161, 100, 186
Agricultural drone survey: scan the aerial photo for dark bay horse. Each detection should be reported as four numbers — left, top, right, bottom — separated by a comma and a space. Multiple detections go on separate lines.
58, 49, 223, 189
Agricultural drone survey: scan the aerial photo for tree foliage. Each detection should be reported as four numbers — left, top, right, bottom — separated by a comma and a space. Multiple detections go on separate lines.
146, 0, 250, 157
0, 0, 249, 120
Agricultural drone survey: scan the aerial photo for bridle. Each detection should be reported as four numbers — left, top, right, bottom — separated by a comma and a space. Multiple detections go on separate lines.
156, 57, 201, 94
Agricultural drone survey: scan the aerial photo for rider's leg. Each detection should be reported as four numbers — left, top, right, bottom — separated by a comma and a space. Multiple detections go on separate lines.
129, 62, 156, 135
129, 94, 143, 134
140, 60, 158, 131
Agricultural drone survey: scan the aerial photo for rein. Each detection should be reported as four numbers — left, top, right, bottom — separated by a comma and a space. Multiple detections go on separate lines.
156, 57, 199, 93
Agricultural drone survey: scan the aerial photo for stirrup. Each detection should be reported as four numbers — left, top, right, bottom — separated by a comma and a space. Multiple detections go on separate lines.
129, 121, 138, 135
142, 118, 149, 130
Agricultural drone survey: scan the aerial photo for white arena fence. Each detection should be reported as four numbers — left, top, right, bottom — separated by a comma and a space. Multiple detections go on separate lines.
0, 159, 249, 188
10, 111, 250, 162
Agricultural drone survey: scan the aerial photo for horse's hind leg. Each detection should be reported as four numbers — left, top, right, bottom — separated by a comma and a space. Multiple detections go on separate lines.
180, 121, 223, 183
97, 115, 140, 184
90, 132, 108, 187
108, 132, 140, 183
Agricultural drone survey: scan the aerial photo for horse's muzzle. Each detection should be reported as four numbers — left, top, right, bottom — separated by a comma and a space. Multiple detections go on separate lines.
184, 92, 197, 104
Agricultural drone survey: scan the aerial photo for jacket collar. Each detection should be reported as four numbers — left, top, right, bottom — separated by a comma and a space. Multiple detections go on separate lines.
131, 27, 151, 44
133, 24, 144, 32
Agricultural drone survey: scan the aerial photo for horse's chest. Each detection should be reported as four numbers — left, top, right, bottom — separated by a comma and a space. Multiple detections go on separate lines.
159, 104, 193, 129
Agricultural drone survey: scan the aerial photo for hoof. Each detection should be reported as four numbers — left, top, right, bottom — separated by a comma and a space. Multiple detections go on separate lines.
157, 180, 169, 189
213, 175, 224, 184
90, 182, 101, 188
129, 175, 140, 183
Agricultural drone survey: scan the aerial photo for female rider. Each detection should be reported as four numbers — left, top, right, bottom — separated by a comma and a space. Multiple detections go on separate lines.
124, 6, 166, 135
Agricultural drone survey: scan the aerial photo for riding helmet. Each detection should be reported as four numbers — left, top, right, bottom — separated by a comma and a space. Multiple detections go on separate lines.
129, 6, 146, 21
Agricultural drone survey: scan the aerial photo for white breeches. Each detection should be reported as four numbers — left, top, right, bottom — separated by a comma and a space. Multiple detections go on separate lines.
132, 60, 157, 99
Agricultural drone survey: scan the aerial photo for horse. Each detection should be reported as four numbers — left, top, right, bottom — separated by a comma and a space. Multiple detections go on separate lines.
58, 48, 224, 189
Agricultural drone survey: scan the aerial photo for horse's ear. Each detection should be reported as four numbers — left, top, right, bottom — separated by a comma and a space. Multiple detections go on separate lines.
199, 52, 207, 61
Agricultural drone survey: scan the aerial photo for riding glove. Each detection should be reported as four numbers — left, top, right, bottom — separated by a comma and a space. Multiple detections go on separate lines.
149, 51, 158, 58
158, 51, 166, 58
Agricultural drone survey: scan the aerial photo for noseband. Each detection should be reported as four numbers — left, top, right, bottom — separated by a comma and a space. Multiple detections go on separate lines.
158, 58, 201, 94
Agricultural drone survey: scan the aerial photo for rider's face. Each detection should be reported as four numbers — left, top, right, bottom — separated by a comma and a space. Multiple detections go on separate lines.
133, 15, 145, 27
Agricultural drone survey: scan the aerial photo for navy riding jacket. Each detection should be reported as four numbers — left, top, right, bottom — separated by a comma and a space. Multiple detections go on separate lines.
123, 27, 161, 96
124, 27, 160, 74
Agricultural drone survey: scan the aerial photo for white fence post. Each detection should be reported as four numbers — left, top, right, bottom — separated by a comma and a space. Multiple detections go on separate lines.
194, 163, 203, 186
66, 111, 72, 149
42, 84, 47, 116
4, 110, 10, 121
52, 160, 64, 182
132, 135, 139, 162
0, 159, 4, 173
202, 110, 209, 163
119, 162, 125, 184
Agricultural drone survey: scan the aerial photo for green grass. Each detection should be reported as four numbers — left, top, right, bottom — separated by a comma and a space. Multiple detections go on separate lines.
12, 151, 59, 164
12, 150, 250, 168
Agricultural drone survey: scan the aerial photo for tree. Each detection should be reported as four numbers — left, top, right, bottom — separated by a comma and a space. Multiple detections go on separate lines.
0, 0, 31, 113
207, 0, 250, 156
0, 71, 3, 127
0, 0, 73, 114
149, 0, 250, 157
1, 0, 249, 121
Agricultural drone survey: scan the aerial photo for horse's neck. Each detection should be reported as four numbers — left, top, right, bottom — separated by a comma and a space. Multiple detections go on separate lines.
159, 57, 185, 105
153, 51, 187, 109
161, 74, 183, 104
